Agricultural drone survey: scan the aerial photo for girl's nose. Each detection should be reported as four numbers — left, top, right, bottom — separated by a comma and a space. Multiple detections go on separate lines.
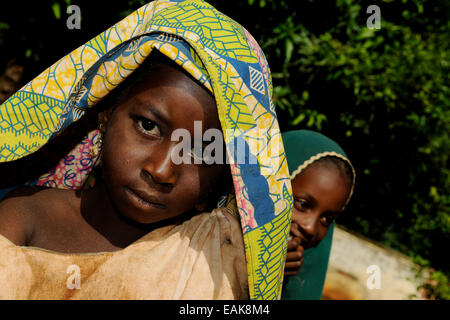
292, 212, 319, 240
301, 218, 318, 239
142, 145, 178, 186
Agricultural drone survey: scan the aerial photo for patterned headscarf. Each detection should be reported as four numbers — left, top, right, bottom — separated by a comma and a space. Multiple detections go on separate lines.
0, 0, 292, 300
280, 129, 355, 300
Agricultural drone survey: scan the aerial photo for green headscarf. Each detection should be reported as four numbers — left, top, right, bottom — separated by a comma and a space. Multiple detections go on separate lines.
280, 129, 355, 300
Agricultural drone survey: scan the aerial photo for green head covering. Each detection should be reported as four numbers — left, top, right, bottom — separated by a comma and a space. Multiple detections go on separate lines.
280, 129, 355, 300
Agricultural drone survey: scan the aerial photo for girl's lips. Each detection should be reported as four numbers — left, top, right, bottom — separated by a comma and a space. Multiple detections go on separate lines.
290, 233, 312, 249
297, 235, 313, 249
125, 187, 166, 210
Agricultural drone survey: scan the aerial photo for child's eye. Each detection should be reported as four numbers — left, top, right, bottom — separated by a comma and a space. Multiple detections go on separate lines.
188, 147, 215, 165
320, 215, 335, 227
188, 147, 203, 163
294, 198, 310, 211
202, 153, 215, 165
136, 117, 160, 136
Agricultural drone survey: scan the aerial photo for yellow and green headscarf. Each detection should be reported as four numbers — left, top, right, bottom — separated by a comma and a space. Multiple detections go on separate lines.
0, 0, 292, 300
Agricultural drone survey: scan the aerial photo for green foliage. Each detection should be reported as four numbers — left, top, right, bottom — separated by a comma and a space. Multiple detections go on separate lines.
424, 270, 450, 300
0, 0, 448, 298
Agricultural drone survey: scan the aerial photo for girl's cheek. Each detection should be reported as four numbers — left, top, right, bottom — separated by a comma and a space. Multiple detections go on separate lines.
103, 132, 133, 172
315, 228, 328, 244
202, 167, 224, 191
181, 167, 214, 201
183, 171, 202, 196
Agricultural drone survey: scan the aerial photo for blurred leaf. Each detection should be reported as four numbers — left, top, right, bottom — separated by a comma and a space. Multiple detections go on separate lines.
52, 2, 61, 20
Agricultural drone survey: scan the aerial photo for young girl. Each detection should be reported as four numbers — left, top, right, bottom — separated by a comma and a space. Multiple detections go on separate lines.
280, 129, 355, 300
0, 0, 292, 300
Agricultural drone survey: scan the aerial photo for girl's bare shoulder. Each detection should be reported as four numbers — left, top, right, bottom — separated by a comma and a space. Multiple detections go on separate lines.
0, 186, 75, 246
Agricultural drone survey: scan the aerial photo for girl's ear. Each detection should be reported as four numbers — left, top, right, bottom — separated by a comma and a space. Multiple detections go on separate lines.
97, 109, 112, 133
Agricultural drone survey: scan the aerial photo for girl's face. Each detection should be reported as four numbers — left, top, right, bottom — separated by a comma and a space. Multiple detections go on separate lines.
290, 161, 351, 249
100, 62, 225, 224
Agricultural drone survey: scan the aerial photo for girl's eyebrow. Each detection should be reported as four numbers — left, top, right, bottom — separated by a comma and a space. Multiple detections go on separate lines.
132, 97, 168, 124
294, 192, 316, 205
146, 104, 168, 124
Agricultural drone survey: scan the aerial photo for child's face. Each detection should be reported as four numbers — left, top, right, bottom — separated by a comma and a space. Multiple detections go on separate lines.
99, 62, 225, 224
290, 161, 350, 249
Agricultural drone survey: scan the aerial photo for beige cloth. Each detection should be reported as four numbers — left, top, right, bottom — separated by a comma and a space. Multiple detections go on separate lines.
0, 208, 248, 299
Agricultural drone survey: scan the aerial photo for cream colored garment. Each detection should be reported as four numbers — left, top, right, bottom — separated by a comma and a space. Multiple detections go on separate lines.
0, 208, 248, 300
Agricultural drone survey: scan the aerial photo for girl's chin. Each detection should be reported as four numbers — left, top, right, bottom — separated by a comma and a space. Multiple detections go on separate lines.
116, 209, 167, 226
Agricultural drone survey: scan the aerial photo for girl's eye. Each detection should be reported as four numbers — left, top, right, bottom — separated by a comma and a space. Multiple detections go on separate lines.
137, 118, 160, 136
294, 198, 310, 211
320, 215, 335, 227
188, 147, 203, 163
202, 153, 215, 165
188, 147, 215, 165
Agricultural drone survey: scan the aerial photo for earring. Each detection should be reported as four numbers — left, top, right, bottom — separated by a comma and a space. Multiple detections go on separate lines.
195, 189, 214, 213
194, 201, 207, 213
90, 127, 103, 159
